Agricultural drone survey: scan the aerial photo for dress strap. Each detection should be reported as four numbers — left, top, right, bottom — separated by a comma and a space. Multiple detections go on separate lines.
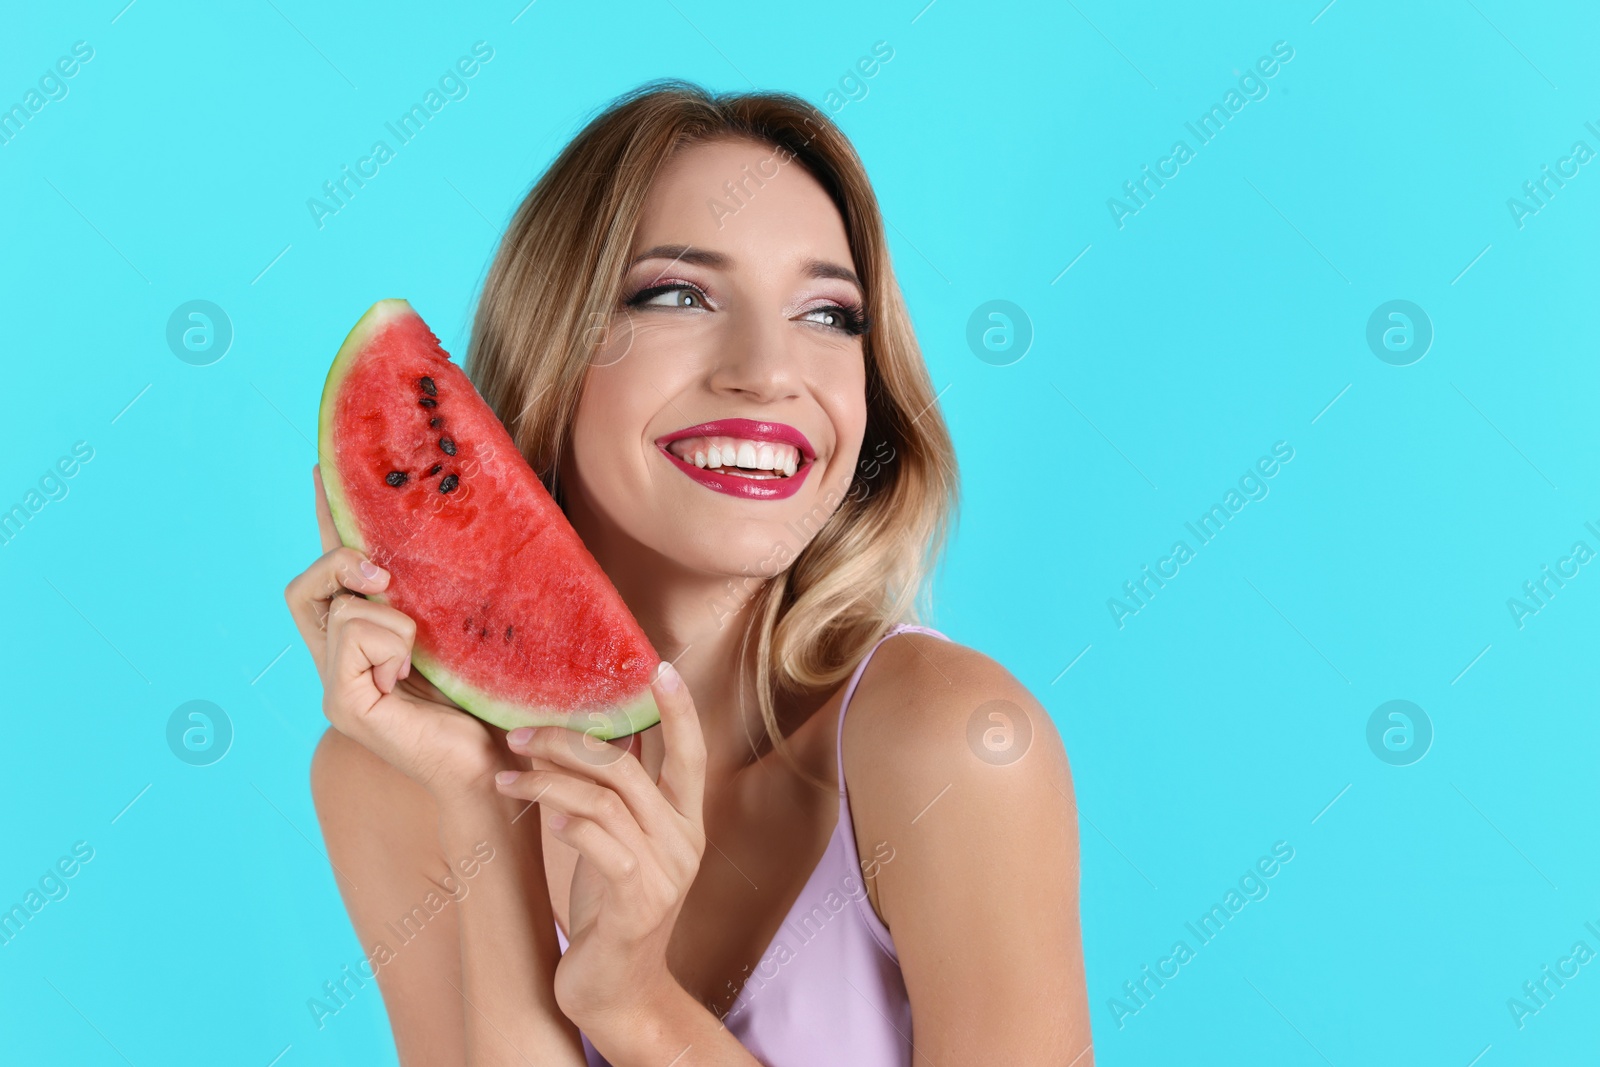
833, 623, 950, 797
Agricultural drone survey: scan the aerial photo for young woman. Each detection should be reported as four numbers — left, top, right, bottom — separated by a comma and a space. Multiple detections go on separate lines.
286, 81, 1092, 1065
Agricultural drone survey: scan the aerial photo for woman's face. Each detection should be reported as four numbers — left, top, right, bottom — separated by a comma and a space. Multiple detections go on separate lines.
565, 137, 869, 588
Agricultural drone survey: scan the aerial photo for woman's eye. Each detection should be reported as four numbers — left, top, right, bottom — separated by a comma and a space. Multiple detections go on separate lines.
631, 284, 705, 309
801, 305, 868, 335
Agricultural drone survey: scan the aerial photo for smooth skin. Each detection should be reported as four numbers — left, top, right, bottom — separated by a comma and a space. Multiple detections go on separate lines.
289, 137, 1093, 1064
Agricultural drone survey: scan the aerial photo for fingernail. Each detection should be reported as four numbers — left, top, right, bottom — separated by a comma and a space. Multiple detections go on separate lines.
359, 559, 382, 580
548, 813, 568, 829
507, 727, 533, 746
654, 660, 680, 693
400, 654, 411, 680
495, 770, 519, 785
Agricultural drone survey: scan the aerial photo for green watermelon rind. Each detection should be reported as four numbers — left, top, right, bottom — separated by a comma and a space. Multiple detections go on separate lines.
315, 298, 662, 741
316, 297, 401, 563
409, 655, 663, 737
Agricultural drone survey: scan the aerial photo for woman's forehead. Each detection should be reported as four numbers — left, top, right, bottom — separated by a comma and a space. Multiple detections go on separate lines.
632, 139, 853, 268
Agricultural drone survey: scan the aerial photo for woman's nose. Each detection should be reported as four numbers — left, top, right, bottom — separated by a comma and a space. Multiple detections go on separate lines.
705, 311, 800, 403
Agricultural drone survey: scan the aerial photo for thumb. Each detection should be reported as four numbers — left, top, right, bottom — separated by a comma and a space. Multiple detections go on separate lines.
650, 661, 705, 825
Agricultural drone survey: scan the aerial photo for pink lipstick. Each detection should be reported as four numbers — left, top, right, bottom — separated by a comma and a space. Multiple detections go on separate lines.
655, 418, 815, 501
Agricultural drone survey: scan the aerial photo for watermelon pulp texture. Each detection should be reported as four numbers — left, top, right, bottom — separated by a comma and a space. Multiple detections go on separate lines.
316, 299, 661, 739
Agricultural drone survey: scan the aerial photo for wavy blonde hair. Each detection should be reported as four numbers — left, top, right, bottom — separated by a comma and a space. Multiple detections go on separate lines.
465, 79, 958, 779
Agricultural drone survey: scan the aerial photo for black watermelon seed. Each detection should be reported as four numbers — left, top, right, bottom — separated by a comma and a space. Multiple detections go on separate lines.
439, 473, 459, 493
427, 464, 442, 476
479, 626, 488, 639
429, 417, 441, 428
504, 625, 513, 642
384, 470, 408, 487
419, 397, 437, 408
419, 376, 437, 396
438, 437, 457, 456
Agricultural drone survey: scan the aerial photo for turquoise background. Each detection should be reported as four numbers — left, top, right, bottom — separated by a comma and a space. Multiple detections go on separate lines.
3, 0, 1596, 1063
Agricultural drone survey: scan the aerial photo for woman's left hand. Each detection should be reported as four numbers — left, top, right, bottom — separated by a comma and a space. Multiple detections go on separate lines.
495, 660, 708, 1030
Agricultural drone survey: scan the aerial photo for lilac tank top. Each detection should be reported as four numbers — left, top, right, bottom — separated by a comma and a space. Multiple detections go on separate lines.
556, 622, 949, 1066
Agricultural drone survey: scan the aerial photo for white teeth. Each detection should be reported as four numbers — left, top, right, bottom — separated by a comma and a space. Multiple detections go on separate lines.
668, 435, 804, 475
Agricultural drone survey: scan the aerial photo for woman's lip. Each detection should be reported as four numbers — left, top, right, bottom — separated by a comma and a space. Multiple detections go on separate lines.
655, 418, 816, 461
658, 445, 813, 500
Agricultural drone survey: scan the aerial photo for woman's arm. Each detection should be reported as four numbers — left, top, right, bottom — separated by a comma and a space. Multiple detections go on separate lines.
291, 465, 585, 1064
848, 635, 1095, 1064
435, 791, 587, 1064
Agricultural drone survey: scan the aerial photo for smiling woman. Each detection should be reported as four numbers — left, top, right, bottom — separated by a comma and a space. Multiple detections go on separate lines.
289, 78, 1091, 1066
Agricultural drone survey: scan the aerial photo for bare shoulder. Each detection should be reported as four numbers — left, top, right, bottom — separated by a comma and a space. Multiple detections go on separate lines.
840, 631, 1080, 927
843, 631, 1076, 817
840, 631, 1091, 1060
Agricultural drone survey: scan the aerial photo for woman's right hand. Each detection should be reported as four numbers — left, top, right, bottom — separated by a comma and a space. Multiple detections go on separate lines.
285, 465, 510, 802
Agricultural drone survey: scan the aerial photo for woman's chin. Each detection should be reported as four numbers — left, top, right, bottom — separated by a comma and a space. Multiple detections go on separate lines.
651, 531, 804, 583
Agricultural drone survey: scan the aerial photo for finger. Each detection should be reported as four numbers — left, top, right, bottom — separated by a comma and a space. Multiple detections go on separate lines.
326, 616, 410, 720
495, 770, 654, 858
324, 592, 416, 645
325, 597, 416, 694
314, 465, 341, 553
285, 546, 389, 616
649, 661, 707, 828
285, 547, 391, 653
509, 727, 681, 844
509, 727, 703, 882
541, 814, 650, 907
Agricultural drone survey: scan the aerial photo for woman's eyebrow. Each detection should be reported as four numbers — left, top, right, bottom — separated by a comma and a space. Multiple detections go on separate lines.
802, 257, 864, 293
632, 244, 726, 273
631, 244, 863, 293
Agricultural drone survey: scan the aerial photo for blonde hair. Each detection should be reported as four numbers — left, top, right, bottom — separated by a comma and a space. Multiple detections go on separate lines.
466, 79, 958, 780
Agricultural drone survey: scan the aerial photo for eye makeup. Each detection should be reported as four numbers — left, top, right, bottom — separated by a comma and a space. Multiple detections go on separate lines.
623, 278, 870, 336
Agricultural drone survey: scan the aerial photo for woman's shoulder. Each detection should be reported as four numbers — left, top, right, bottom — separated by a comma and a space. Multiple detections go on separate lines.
842, 629, 1076, 824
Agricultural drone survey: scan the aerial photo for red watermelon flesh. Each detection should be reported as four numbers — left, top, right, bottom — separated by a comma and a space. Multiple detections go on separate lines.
316, 299, 661, 739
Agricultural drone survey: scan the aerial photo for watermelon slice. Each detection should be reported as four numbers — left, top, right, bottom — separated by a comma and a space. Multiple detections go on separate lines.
315, 299, 661, 739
